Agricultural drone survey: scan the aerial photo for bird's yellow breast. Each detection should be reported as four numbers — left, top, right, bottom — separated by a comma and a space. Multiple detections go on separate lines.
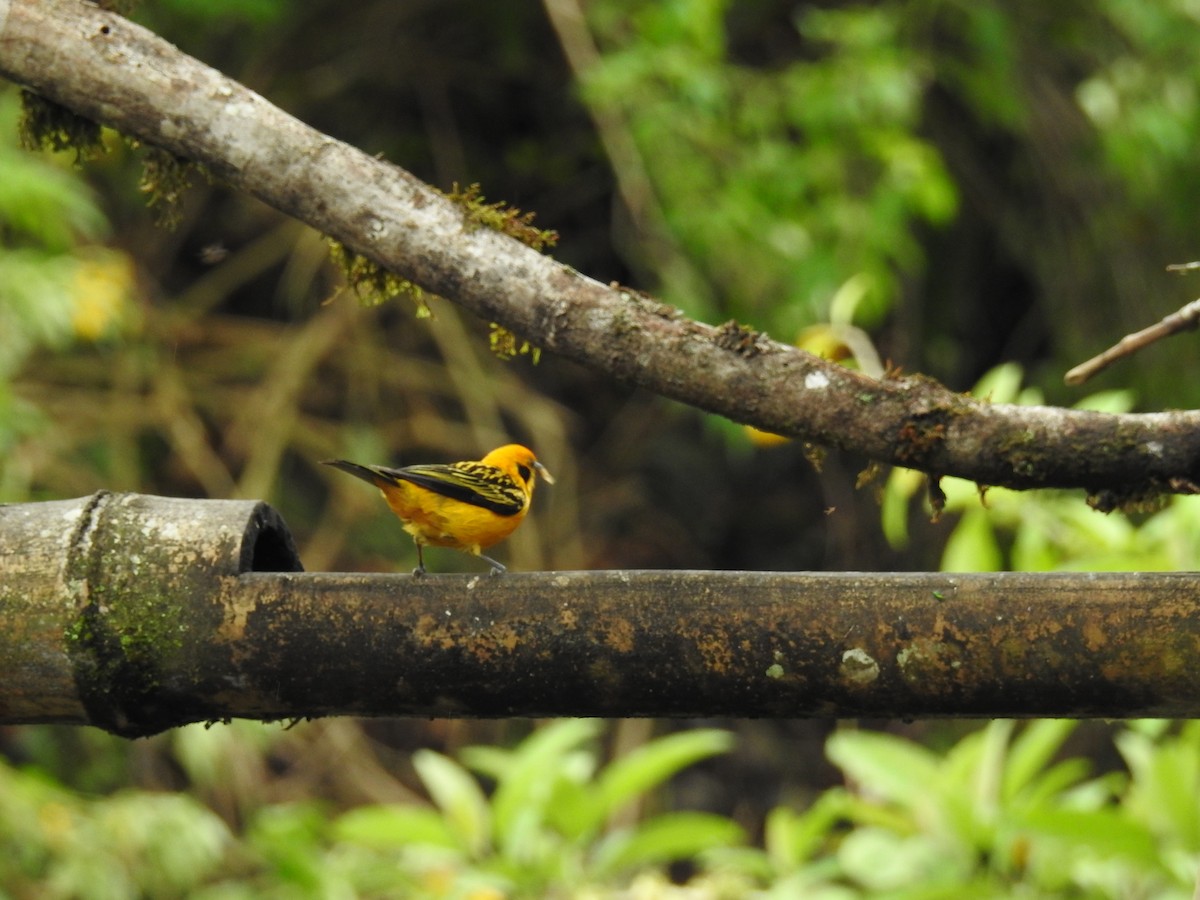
378, 481, 528, 552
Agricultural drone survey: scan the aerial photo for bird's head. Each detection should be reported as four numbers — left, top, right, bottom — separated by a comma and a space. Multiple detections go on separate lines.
482, 444, 554, 495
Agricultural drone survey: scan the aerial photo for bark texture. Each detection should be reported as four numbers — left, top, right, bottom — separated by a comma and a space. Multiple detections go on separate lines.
2, 1, 1200, 500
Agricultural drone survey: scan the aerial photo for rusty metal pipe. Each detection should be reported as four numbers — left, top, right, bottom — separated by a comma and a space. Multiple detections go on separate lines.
3, 494, 1198, 735
223, 568, 1200, 724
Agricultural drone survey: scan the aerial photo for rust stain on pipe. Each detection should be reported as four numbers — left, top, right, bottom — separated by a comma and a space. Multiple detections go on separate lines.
5, 492, 1200, 734
218, 570, 1200, 725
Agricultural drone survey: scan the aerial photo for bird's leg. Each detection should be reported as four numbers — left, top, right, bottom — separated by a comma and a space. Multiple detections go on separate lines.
412, 543, 427, 577
479, 553, 507, 576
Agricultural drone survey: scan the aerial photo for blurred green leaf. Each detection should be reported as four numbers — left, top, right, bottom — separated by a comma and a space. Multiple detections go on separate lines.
1117, 723, 1200, 851
462, 719, 600, 857
0, 91, 107, 251
763, 791, 849, 872
1018, 808, 1160, 867
333, 804, 459, 851
0, 154, 107, 251
246, 802, 330, 890
837, 826, 969, 892
589, 728, 733, 831
0, 249, 79, 375
592, 811, 745, 877
583, 1, 955, 336
0, 759, 230, 900
969, 361, 1025, 403
1072, 389, 1135, 413
940, 506, 1003, 572
412, 749, 491, 857
826, 729, 940, 811
1002, 720, 1078, 803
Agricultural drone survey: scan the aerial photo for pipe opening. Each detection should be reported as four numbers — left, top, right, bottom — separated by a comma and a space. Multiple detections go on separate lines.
244, 503, 304, 573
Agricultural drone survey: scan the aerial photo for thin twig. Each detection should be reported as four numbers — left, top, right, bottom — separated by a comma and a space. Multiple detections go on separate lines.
540, 0, 695, 284
1064, 296, 1200, 385
1166, 260, 1200, 273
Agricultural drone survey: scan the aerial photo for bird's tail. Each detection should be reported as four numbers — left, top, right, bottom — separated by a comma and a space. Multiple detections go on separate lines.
321, 459, 394, 488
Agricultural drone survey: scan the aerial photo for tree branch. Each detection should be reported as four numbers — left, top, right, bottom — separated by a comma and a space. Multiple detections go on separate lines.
3, 1, 1200, 500
1065, 296, 1200, 386
5, 494, 1199, 735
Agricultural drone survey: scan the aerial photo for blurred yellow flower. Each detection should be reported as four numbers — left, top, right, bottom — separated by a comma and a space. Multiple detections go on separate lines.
70, 250, 137, 341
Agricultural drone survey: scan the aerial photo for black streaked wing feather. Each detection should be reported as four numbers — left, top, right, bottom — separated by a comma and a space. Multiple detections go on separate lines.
392, 462, 525, 516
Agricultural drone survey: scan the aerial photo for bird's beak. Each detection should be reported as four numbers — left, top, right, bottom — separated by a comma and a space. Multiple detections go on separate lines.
534, 460, 555, 485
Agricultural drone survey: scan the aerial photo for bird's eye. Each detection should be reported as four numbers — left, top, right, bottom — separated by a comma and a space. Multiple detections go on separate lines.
517, 464, 532, 482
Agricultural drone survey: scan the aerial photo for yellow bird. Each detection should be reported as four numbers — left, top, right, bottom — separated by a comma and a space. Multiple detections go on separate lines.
322, 444, 553, 575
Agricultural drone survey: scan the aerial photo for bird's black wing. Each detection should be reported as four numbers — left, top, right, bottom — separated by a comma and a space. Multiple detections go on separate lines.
394, 462, 526, 516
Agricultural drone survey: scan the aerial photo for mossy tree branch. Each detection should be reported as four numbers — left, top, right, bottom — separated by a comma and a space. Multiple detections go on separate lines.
2, 1, 1200, 503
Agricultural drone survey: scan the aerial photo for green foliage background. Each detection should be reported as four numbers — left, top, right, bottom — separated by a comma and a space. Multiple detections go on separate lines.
4, 0, 1200, 895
